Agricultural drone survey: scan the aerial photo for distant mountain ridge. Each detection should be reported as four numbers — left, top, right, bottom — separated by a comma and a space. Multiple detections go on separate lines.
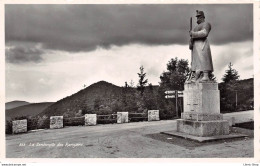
6, 102, 54, 120
5, 100, 30, 110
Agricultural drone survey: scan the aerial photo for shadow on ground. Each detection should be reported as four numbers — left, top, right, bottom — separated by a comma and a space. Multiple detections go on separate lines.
144, 127, 254, 150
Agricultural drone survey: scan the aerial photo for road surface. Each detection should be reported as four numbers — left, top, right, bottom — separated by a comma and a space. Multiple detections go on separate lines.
6, 111, 254, 158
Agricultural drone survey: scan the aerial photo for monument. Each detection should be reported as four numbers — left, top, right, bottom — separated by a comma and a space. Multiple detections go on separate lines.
162, 10, 246, 141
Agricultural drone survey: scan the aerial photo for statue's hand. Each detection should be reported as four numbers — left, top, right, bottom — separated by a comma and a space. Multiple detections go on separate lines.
189, 38, 193, 50
189, 31, 193, 37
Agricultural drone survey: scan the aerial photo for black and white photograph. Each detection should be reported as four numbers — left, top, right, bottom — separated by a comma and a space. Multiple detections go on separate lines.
2, 1, 258, 161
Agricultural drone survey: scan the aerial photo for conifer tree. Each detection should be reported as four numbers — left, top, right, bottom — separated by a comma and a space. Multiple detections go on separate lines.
137, 66, 148, 96
222, 62, 240, 83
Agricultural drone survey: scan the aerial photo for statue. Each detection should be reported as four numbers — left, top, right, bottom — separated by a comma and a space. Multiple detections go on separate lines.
186, 10, 214, 83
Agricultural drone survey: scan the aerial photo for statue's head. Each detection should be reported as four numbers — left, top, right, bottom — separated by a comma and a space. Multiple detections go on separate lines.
196, 10, 205, 24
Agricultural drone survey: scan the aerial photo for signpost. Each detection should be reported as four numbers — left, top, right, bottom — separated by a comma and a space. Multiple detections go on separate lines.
165, 91, 175, 95
165, 90, 183, 118
178, 91, 183, 97
165, 95, 175, 99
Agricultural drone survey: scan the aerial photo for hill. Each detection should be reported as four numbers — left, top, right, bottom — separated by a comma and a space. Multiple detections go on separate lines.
5, 100, 30, 110
40, 81, 124, 117
39, 78, 253, 118
6, 102, 54, 120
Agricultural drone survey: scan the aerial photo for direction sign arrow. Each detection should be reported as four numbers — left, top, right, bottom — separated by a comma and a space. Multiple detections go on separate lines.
165, 90, 175, 94
165, 95, 175, 99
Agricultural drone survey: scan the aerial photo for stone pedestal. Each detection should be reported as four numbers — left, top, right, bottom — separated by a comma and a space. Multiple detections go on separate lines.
117, 112, 128, 123
177, 82, 229, 137
177, 119, 229, 137
85, 114, 97, 126
148, 110, 160, 121
183, 82, 220, 114
50, 116, 63, 129
12, 119, 27, 134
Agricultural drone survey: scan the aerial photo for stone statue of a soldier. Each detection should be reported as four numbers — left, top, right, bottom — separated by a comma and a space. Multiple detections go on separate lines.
186, 10, 214, 83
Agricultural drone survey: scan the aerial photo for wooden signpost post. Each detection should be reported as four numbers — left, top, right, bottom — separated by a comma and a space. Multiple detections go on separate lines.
165, 90, 183, 118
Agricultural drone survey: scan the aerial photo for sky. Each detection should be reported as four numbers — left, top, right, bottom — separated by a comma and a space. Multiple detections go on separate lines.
5, 4, 253, 103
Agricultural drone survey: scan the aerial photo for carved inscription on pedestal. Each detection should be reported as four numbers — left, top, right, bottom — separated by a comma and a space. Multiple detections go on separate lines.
186, 91, 200, 112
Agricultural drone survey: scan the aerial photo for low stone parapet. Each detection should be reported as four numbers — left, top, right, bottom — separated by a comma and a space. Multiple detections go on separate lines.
85, 114, 97, 126
148, 110, 160, 121
12, 119, 27, 134
117, 112, 128, 123
50, 116, 63, 129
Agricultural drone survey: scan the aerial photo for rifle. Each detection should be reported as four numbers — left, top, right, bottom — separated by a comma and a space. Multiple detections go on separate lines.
186, 17, 194, 83
189, 17, 193, 50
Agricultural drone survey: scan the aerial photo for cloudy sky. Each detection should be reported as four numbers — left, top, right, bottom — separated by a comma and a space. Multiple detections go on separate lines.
5, 4, 253, 103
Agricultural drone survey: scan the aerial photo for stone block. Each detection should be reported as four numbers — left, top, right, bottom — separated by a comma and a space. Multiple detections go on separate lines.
226, 117, 235, 126
181, 112, 223, 121
148, 110, 160, 121
12, 119, 27, 134
177, 119, 229, 137
85, 114, 97, 126
117, 112, 128, 123
184, 82, 218, 90
50, 116, 63, 129
183, 82, 220, 114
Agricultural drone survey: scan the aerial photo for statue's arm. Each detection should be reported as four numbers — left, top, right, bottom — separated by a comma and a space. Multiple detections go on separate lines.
191, 23, 211, 39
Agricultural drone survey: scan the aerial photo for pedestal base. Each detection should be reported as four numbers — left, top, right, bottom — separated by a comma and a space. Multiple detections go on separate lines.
182, 112, 223, 121
161, 130, 247, 143
177, 119, 229, 137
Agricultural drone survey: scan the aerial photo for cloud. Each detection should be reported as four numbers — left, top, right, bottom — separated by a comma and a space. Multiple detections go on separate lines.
212, 41, 253, 72
6, 43, 45, 63
5, 4, 253, 54
243, 64, 253, 71
6, 41, 253, 102
211, 41, 253, 81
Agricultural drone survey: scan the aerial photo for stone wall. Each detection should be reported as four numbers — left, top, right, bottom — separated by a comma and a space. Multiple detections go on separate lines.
50, 116, 63, 129
148, 110, 160, 121
117, 112, 128, 123
85, 114, 97, 126
12, 119, 27, 134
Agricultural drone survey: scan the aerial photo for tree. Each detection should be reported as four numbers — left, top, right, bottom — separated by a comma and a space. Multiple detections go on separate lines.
93, 97, 102, 111
158, 58, 190, 119
159, 58, 189, 90
137, 66, 148, 96
222, 62, 240, 83
125, 82, 128, 88
220, 62, 241, 113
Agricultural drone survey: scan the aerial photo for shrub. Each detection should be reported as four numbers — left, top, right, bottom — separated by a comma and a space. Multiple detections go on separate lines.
27, 118, 38, 130
5, 120, 12, 134
37, 115, 50, 129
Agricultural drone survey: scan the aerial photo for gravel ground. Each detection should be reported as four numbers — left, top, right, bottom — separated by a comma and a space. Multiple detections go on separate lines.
6, 111, 254, 158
